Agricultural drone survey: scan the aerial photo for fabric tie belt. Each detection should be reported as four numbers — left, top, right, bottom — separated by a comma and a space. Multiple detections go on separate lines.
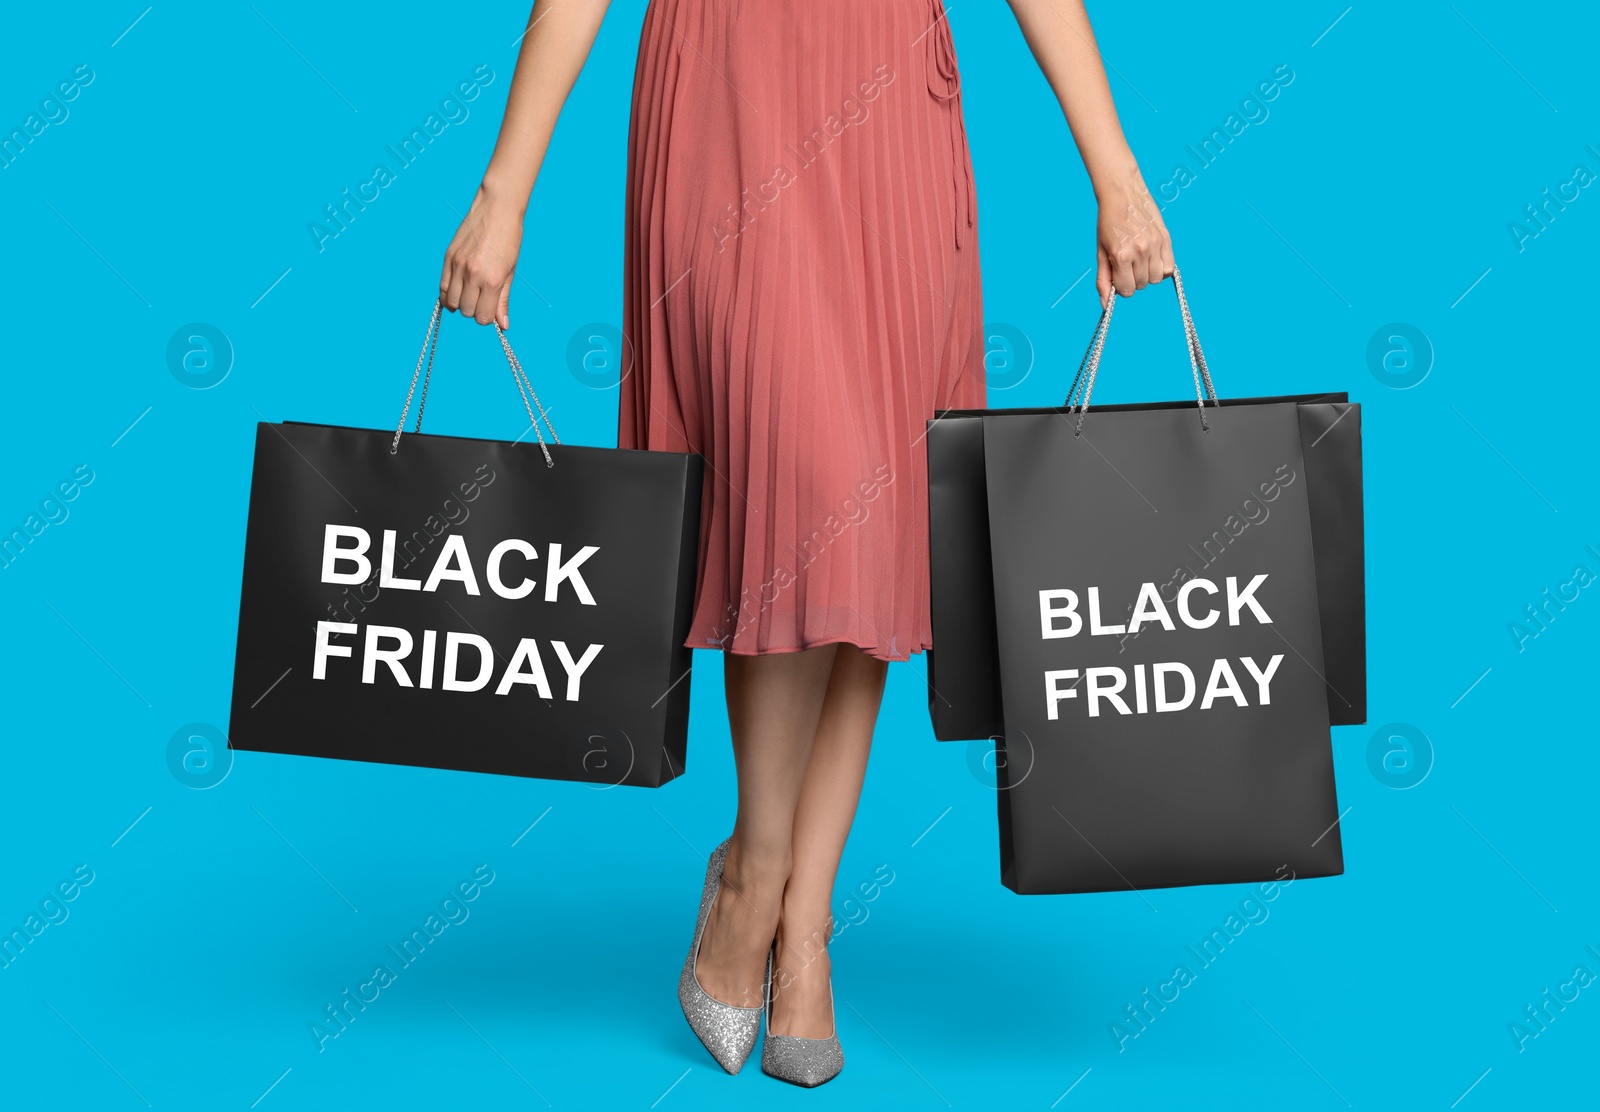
925, 0, 975, 250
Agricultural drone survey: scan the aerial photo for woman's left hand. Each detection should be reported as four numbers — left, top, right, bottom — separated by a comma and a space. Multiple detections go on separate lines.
1095, 170, 1174, 307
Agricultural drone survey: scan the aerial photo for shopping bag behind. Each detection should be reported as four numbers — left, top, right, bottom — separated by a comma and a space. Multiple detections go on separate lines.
227, 307, 703, 787
927, 390, 1365, 740
983, 275, 1344, 893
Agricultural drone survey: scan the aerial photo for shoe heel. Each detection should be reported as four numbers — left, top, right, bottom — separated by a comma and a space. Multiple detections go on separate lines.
761, 946, 844, 1087
678, 838, 763, 1074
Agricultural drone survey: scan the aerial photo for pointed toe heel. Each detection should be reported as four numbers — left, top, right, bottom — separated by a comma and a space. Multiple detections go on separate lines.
678, 838, 763, 1074
761, 947, 844, 1088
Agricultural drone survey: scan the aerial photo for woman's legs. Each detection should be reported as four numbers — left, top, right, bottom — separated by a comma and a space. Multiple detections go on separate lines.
695, 644, 839, 1009
693, 642, 889, 1035
770, 646, 889, 1037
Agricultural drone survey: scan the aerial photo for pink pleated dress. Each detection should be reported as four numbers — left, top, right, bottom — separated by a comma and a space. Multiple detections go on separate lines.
618, 0, 985, 663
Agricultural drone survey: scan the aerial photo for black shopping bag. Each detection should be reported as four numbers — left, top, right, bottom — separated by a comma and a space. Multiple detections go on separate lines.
927, 281, 1365, 740
227, 305, 703, 787
983, 274, 1345, 893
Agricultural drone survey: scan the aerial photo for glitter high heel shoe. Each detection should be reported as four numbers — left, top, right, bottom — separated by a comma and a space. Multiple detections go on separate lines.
762, 944, 844, 1088
678, 838, 764, 1073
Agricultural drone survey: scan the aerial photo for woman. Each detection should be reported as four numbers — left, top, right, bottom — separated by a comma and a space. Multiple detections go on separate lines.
440, 0, 1172, 1087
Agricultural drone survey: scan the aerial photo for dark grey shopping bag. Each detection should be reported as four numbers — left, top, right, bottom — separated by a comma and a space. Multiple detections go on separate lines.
227, 304, 703, 787
979, 276, 1345, 893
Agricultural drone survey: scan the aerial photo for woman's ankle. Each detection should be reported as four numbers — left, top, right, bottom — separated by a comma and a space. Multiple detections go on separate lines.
774, 907, 834, 975
722, 837, 792, 906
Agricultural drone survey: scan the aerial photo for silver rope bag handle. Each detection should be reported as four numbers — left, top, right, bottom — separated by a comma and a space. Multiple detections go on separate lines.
391, 298, 562, 466
1065, 267, 1218, 434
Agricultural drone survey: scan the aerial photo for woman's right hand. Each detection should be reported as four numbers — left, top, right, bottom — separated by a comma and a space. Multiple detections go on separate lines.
439, 184, 525, 329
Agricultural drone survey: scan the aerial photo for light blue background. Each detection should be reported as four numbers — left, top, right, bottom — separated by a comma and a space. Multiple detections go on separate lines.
2, 2, 1595, 1109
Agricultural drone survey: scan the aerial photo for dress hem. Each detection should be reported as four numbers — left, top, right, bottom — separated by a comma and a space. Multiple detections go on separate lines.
684, 635, 929, 664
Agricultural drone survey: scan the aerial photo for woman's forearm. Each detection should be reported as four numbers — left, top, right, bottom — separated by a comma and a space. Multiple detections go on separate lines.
441, 0, 610, 324
480, 0, 613, 211
1005, 0, 1138, 197
1007, 0, 1172, 299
